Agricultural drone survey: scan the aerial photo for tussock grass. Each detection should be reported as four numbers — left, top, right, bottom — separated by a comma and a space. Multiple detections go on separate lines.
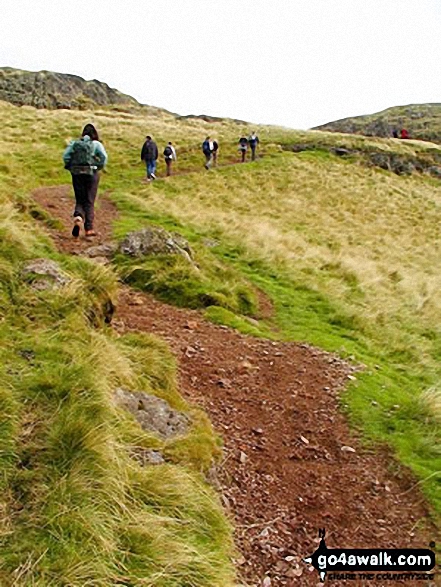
2, 95, 441, 582
0, 101, 237, 586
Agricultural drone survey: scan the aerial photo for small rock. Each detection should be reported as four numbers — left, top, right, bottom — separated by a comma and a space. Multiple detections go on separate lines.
130, 448, 165, 466
119, 227, 194, 264
217, 378, 232, 389
114, 388, 190, 439
240, 360, 254, 370
300, 435, 309, 445
128, 295, 144, 306
262, 576, 271, 586
22, 258, 71, 290
239, 451, 248, 464
253, 427, 264, 435
341, 445, 356, 453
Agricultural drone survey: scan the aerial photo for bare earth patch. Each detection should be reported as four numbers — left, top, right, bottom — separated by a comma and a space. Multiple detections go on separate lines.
33, 186, 438, 587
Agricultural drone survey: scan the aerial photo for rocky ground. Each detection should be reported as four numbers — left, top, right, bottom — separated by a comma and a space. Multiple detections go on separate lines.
32, 185, 438, 586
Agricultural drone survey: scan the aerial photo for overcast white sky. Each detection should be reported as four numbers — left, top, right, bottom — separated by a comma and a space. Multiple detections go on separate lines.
2, 0, 441, 129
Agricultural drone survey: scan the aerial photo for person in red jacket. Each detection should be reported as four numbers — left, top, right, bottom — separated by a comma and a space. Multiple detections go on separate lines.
400, 128, 409, 139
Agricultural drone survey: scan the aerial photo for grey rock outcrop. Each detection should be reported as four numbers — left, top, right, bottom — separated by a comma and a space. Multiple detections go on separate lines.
80, 243, 117, 265
0, 67, 139, 110
115, 388, 190, 439
118, 227, 193, 263
21, 259, 71, 291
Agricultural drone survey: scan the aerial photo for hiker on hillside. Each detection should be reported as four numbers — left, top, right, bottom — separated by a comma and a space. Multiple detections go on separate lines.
400, 128, 409, 139
63, 123, 107, 238
248, 131, 260, 161
212, 140, 219, 167
141, 135, 159, 180
392, 129, 399, 139
238, 136, 248, 162
202, 136, 214, 169
163, 141, 177, 176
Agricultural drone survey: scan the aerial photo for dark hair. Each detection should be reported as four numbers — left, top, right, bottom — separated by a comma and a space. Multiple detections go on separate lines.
146, 135, 152, 140
82, 124, 99, 141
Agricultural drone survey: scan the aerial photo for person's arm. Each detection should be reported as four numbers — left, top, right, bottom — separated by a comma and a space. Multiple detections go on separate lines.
154, 144, 159, 160
141, 142, 146, 161
172, 146, 177, 160
93, 141, 108, 169
63, 142, 74, 168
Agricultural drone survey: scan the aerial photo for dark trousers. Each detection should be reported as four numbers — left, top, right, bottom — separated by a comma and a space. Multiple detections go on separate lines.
250, 146, 257, 161
165, 158, 173, 176
240, 149, 246, 162
72, 172, 100, 230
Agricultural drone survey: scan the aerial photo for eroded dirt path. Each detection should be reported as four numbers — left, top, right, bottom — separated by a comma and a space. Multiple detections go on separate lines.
33, 186, 438, 587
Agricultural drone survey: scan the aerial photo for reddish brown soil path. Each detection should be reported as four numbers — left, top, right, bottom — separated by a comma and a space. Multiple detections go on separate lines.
33, 186, 438, 587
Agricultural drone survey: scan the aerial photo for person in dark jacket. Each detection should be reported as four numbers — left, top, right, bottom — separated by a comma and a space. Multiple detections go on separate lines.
141, 135, 159, 180
63, 123, 108, 238
248, 131, 260, 161
163, 141, 177, 177
202, 136, 213, 169
238, 137, 248, 162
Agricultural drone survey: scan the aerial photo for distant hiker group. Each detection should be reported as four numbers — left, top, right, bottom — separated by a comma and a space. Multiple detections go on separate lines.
140, 136, 177, 180
392, 128, 410, 139
238, 132, 260, 162
63, 124, 261, 239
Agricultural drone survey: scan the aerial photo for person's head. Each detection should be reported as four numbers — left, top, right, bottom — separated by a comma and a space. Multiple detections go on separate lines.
82, 123, 99, 141
168, 141, 173, 145
206, 136, 210, 140
146, 135, 152, 141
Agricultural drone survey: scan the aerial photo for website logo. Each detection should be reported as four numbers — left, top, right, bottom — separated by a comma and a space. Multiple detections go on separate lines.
303, 529, 436, 582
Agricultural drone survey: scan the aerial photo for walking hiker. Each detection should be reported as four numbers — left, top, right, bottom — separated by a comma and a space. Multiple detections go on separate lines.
141, 135, 159, 180
63, 123, 107, 238
212, 140, 219, 167
400, 128, 409, 139
163, 141, 177, 176
238, 136, 248, 162
202, 136, 214, 169
248, 131, 260, 161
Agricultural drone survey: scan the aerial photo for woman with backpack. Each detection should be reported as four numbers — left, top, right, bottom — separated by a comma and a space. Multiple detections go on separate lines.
63, 123, 108, 238
163, 141, 177, 176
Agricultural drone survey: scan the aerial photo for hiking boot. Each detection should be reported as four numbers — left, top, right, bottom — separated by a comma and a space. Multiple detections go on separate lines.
72, 216, 83, 238
150, 173, 156, 180
85, 230, 97, 238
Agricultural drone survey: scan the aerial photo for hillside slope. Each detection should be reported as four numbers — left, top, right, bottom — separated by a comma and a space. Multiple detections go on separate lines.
313, 103, 441, 143
0, 97, 440, 585
0, 66, 141, 110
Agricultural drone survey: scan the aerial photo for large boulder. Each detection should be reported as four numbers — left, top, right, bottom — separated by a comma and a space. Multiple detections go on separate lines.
21, 259, 71, 291
118, 227, 193, 262
114, 388, 190, 439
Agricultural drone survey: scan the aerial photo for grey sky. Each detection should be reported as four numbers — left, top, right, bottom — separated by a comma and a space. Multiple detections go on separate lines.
2, 0, 441, 129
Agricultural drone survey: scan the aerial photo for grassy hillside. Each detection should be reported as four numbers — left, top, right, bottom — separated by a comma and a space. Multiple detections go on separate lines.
0, 102, 237, 586
313, 102, 441, 143
1, 98, 441, 583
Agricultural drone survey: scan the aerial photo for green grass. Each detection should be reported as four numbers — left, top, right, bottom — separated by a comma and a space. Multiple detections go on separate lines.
103, 137, 441, 523
0, 101, 237, 586
1, 96, 441, 584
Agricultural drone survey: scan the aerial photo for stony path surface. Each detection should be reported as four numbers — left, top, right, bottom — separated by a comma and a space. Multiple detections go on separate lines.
33, 185, 438, 587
